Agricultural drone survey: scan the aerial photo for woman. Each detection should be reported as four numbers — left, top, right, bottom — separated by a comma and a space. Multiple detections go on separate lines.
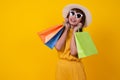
55, 4, 92, 80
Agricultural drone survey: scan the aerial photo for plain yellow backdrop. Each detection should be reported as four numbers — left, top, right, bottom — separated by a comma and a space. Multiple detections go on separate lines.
0, 0, 120, 80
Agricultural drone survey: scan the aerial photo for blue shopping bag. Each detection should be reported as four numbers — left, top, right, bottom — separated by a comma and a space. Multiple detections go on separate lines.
45, 27, 64, 49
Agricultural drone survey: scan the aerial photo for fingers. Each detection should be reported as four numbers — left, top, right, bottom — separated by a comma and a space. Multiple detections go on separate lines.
65, 18, 69, 23
65, 23, 70, 27
63, 18, 69, 26
63, 18, 70, 29
78, 23, 82, 28
73, 23, 82, 32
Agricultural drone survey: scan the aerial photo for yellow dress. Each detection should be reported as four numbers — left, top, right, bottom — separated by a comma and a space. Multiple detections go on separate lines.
56, 28, 86, 80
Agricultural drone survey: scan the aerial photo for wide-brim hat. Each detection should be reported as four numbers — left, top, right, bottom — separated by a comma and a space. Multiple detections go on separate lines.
62, 4, 92, 27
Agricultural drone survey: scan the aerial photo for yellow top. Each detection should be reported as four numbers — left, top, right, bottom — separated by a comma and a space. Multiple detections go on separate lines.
57, 28, 81, 62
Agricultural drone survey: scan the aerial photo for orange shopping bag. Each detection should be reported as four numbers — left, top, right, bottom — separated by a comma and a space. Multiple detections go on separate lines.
37, 24, 63, 43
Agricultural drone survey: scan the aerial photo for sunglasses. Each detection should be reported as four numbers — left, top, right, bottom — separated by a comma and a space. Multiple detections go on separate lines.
69, 10, 83, 18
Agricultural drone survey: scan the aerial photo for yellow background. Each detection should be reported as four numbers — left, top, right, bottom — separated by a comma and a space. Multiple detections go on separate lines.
0, 0, 120, 80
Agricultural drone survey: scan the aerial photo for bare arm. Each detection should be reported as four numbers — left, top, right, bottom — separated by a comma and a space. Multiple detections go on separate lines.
70, 23, 82, 57
55, 28, 68, 51
55, 23, 70, 51
70, 33, 78, 57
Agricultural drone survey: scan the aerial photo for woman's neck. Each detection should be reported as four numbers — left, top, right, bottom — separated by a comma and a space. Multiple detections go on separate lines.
70, 25, 75, 29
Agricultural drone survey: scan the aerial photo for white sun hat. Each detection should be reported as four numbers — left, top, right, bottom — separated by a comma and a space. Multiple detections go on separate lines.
62, 4, 92, 27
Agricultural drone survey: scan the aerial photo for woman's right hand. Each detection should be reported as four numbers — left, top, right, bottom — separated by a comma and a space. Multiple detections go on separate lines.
55, 18, 70, 51
64, 18, 70, 31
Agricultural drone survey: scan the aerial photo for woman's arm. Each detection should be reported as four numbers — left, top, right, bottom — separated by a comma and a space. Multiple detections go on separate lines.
70, 33, 78, 57
55, 23, 70, 51
70, 23, 82, 57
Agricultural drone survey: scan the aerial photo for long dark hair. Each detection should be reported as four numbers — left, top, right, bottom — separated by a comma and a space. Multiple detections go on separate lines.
66, 8, 86, 32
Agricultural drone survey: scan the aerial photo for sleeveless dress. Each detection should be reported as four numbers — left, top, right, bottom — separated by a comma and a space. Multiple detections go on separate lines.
55, 28, 86, 80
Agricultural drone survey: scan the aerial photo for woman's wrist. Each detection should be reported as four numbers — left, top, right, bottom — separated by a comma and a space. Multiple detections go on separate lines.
64, 25, 70, 32
65, 27, 70, 33
73, 30, 77, 33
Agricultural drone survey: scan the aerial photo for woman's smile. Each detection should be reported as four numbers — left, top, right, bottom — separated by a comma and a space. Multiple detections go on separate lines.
70, 18, 76, 22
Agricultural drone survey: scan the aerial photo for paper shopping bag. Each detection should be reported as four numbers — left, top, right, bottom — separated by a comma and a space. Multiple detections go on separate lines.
45, 27, 64, 49
74, 32, 98, 58
37, 25, 63, 43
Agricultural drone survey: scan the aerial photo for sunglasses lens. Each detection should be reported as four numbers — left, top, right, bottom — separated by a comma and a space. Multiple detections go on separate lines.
77, 14, 82, 18
70, 11, 75, 16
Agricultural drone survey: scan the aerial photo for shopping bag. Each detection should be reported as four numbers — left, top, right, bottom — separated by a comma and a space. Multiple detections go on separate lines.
74, 32, 98, 58
37, 25, 63, 43
45, 27, 64, 49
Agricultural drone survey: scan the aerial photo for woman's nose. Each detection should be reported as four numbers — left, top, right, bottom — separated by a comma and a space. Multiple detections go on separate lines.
72, 15, 76, 19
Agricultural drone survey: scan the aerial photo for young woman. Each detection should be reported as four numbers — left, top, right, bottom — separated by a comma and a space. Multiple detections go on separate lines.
55, 4, 92, 80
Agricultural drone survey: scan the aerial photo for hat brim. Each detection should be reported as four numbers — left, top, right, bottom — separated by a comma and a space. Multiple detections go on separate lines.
62, 4, 92, 27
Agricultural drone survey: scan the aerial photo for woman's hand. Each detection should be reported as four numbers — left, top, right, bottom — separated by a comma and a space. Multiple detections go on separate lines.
63, 18, 70, 31
73, 23, 82, 33
55, 18, 70, 51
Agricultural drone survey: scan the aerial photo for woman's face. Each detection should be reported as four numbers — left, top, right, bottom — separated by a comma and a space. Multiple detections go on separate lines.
68, 10, 83, 26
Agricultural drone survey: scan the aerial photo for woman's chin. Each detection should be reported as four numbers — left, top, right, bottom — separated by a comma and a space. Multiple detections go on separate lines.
70, 23, 77, 26
69, 22, 77, 26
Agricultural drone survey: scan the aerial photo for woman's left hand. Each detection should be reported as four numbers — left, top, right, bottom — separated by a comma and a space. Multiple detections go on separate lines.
73, 23, 82, 33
